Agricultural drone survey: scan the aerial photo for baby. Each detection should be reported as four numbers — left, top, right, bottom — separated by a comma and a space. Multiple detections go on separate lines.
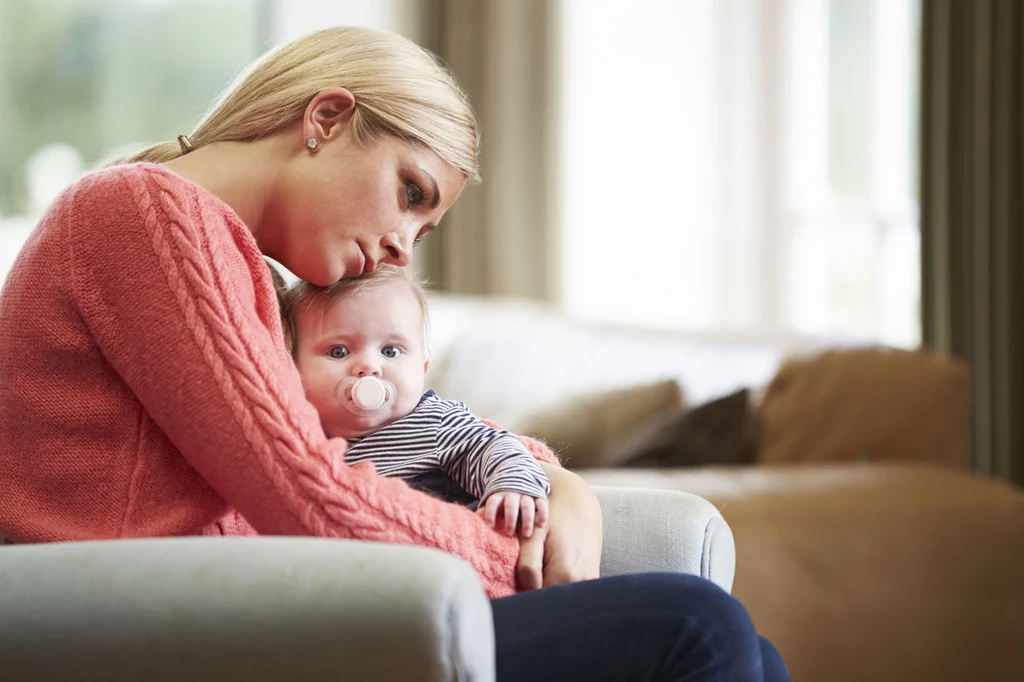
279, 265, 549, 538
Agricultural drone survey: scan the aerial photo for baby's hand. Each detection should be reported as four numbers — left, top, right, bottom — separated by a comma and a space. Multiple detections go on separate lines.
478, 492, 549, 538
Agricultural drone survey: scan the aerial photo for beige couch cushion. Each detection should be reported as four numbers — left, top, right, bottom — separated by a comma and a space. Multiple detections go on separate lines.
580, 463, 1024, 682
516, 383, 760, 470
757, 348, 971, 466
511, 380, 686, 469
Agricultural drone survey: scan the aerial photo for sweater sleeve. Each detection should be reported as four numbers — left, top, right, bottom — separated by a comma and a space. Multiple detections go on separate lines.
435, 402, 551, 501
65, 166, 520, 591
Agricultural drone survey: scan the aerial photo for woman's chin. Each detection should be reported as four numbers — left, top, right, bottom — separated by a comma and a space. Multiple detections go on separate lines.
304, 269, 343, 288
283, 258, 347, 288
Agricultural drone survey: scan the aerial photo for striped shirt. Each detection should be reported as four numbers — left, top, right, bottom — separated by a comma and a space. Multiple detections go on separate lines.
345, 391, 550, 502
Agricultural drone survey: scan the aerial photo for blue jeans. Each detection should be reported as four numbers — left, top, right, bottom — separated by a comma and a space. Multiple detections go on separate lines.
492, 572, 790, 682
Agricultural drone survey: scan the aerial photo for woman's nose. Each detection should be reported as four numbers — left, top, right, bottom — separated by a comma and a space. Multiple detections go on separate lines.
380, 232, 413, 268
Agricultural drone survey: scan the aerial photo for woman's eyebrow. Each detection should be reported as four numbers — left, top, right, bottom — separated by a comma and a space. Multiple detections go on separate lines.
419, 166, 441, 209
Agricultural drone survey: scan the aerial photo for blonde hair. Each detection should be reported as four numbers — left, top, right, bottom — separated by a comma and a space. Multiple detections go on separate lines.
110, 26, 480, 182
280, 265, 429, 357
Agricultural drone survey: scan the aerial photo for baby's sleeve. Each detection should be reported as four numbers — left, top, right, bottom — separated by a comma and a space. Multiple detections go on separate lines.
436, 403, 551, 502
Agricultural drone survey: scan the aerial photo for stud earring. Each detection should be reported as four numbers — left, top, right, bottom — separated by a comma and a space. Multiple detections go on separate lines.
305, 137, 319, 152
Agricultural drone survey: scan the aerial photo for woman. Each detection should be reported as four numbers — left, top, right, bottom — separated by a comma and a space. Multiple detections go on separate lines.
0, 26, 788, 681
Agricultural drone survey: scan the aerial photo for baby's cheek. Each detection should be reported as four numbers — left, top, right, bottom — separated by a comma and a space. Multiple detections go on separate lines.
306, 382, 338, 416
394, 391, 421, 417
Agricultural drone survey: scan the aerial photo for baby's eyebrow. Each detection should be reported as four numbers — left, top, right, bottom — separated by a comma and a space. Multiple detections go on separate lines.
316, 330, 357, 344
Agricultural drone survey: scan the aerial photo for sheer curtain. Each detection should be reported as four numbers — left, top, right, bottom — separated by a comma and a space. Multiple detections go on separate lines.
415, 0, 558, 299
557, 0, 921, 346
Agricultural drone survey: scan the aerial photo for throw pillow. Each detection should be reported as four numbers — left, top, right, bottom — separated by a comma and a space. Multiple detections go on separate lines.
618, 388, 759, 468
757, 347, 971, 466
510, 380, 686, 469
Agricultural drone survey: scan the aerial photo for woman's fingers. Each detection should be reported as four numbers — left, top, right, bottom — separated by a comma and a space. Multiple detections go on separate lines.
537, 464, 603, 587
516, 523, 547, 590
519, 496, 536, 537
534, 497, 549, 529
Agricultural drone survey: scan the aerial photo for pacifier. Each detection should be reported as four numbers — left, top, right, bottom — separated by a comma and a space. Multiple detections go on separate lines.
338, 376, 397, 416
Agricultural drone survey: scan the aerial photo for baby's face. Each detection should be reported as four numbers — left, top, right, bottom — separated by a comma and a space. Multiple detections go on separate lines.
293, 280, 428, 439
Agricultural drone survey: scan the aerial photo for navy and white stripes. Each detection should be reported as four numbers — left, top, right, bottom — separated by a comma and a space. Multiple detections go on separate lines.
345, 391, 550, 502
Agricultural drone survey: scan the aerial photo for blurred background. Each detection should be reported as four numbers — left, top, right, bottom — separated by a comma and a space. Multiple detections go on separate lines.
1, 0, 1020, 484
2, 5, 1023, 678
0, 0, 921, 347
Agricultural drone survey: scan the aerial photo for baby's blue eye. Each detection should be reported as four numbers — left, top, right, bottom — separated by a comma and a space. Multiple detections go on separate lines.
381, 346, 401, 359
329, 346, 348, 359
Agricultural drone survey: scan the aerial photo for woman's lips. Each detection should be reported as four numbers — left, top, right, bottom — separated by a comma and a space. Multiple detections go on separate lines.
349, 244, 377, 278
351, 245, 366, 277
360, 246, 377, 275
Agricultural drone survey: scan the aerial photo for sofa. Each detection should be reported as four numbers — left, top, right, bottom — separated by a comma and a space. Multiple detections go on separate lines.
0, 487, 733, 682
426, 293, 1024, 682
5, 289, 1023, 682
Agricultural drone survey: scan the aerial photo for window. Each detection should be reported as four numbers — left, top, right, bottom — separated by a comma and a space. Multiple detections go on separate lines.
558, 0, 921, 347
0, 0, 264, 279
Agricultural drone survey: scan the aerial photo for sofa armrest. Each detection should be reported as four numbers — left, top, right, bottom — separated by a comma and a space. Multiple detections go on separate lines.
0, 538, 494, 682
593, 485, 736, 592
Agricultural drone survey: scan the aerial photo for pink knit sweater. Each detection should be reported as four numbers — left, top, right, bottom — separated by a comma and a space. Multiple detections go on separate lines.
0, 163, 557, 598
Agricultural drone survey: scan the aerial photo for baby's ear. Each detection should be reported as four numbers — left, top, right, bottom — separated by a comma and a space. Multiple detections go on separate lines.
423, 358, 430, 374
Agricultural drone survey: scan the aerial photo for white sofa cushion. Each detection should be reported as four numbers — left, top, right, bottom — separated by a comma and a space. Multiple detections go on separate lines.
424, 293, 833, 427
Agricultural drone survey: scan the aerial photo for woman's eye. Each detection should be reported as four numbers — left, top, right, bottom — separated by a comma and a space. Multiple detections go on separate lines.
405, 180, 426, 208
414, 224, 435, 247
329, 346, 348, 359
381, 346, 402, 359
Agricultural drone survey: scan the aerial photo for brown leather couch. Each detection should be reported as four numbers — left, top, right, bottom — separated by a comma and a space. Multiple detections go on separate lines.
581, 463, 1024, 682
579, 349, 1024, 682
426, 293, 1024, 682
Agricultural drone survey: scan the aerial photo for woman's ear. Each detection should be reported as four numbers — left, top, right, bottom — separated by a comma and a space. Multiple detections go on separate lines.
303, 87, 356, 145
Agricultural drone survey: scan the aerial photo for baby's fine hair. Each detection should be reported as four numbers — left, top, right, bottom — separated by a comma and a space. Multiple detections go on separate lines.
277, 265, 429, 357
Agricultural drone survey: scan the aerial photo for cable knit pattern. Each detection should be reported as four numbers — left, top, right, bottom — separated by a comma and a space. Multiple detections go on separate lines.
0, 163, 559, 598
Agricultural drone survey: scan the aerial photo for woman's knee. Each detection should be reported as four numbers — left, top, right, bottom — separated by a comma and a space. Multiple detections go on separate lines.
665, 578, 791, 681
493, 574, 777, 681
610, 573, 758, 650
758, 636, 792, 682
654, 573, 758, 646
625, 573, 767, 678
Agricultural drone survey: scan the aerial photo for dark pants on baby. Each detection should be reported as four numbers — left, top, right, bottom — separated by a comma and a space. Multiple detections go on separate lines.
492, 572, 790, 682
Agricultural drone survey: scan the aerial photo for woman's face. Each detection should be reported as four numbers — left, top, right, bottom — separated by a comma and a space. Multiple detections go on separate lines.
265, 127, 466, 286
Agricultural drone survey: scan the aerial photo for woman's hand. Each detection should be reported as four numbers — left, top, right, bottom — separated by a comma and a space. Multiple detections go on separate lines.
516, 523, 548, 590
516, 463, 603, 589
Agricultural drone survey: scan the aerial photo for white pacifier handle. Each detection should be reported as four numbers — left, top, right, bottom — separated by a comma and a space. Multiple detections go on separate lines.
353, 376, 388, 409
339, 376, 397, 415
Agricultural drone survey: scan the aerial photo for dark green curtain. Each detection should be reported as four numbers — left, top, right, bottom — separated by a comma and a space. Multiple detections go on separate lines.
921, 0, 1024, 484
